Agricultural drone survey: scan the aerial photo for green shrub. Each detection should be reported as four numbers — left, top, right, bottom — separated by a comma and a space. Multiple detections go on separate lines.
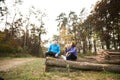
0, 44, 17, 53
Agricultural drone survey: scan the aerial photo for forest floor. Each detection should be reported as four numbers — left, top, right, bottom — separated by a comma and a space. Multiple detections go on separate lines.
0, 58, 37, 71
0, 58, 120, 80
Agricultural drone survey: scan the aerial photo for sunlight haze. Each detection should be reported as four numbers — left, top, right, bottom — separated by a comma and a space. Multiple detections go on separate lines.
24, 0, 99, 41
1, 0, 99, 41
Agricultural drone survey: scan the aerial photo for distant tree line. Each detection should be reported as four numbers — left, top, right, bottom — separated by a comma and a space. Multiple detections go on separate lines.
0, 0, 46, 57
0, 0, 119, 57
56, 0, 120, 54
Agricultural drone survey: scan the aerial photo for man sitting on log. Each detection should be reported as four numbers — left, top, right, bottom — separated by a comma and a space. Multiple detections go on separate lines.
45, 40, 60, 58
61, 42, 78, 61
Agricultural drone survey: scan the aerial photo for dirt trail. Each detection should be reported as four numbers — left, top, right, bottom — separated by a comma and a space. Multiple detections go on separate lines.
0, 58, 38, 71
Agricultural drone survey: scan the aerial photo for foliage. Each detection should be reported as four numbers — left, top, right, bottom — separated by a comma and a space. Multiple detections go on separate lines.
56, 9, 90, 54
89, 0, 120, 50
0, 31, 5, 42
0, 44, 17, 53
0, 1, 47, 57
57, 0, 120, 55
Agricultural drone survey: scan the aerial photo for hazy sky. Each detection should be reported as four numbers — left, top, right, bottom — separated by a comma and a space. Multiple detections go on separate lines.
1, 0, 99, 41
22, 0, 99, 41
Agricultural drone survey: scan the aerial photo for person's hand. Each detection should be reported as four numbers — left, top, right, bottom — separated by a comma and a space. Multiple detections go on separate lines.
55, 54, 58, 57
66, 52, 69, 56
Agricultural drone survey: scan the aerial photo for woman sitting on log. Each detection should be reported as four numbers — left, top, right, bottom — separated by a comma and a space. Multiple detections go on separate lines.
61, 42, 77, 61
45, 40, 60, 58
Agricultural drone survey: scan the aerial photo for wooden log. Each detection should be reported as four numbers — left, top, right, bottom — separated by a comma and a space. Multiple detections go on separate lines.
105, 55, 120, 60
97, 49, 120, 55
45, 57, 120, 73
97, 59, 120, 65
78, 57, 120, 65
107, 52, 120, 55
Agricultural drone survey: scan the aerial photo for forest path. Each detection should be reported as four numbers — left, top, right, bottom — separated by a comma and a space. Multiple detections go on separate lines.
0, 58, 39, 71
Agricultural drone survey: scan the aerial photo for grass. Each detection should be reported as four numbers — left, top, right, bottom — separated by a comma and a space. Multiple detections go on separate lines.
0, 58, 120, 80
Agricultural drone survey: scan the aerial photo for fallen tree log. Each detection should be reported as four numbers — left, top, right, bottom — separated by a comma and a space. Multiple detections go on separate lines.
78, 57, 120, 65
45, 57, 120, 73
105, 55, 120, 60
97, 59, 120, 64
97, 49, 120, 59
107, 52, 120, 55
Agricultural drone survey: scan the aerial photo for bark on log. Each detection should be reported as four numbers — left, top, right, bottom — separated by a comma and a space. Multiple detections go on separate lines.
107, 52, 120, 55
45, 57, 120, 73
78, 58, 120, 65
105, 55, 120, 60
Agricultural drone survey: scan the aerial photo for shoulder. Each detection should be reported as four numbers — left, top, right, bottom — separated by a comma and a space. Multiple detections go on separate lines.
57, 44, 60, 47
50, 44, 53, 47
73, 47, 77, 49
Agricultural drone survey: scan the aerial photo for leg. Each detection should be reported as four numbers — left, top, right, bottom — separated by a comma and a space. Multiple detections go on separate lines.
45, 52, 56, 58
50, 52, 56, 58
66, 54, 72, 60
61, 55, 66, 60
0, 77, 4, 80
66, 53, 77, 61
45, 52, 49, 57
71, 54, 77, 61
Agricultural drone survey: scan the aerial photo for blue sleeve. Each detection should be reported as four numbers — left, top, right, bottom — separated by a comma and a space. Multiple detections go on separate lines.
57, 45, 60, 54
68, 47, 76, 53
66, 48, 71, 52
48, 45, 52, 52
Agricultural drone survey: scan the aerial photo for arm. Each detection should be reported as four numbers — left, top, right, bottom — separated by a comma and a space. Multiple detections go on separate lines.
57, 45, 60, 54
55, 45, 60, 57
48, 45, 52, 52
68, 47, 76, 54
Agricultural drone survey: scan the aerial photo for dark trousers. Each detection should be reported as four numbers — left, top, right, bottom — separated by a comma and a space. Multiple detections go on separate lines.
45, 51, 57, 58
0, 77, 4, 80
66, 53, 77, 61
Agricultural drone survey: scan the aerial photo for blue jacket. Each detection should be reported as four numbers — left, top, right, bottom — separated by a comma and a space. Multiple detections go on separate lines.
48, 44, 60, 54
67, 47, 77, 57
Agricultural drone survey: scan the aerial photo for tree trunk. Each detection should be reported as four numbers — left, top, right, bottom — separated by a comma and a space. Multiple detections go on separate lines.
117, 33, 120, 50
45, 57, 120, 73
93, 39, 97, 53
101, 28, 105, 49
83, 40, 87, 54
88, 40, 92, 52
113, 32, 117, 50
39, 33, 43, 57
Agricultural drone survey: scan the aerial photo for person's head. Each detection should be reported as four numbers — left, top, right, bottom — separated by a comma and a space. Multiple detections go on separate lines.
70, 41, 76, 47
52, 40, 58, 45
65, 44, 70, 49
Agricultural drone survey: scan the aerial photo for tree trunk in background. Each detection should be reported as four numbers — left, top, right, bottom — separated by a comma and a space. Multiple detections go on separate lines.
23, 31, 26, 49
83, 40, 87, 54
10, 13, 16, 38
101, 29, 104, 49
39, 33, 43, 57
113, 32, 117, 50
93, 39, 97, 53
77, 41, 81, 54
88, 39, 92, 52
105, 40, 110, 50
101, 42, 104, 49
117, 33, 120, 50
